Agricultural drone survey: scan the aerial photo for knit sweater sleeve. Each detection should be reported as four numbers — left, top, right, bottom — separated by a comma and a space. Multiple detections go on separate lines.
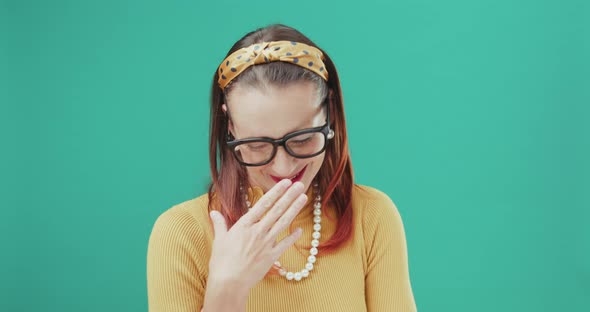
147, 204, 208, 312
362, 187, 417, 312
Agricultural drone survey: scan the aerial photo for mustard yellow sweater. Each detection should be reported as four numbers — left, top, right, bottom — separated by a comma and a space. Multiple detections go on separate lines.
147, 184, 417, 311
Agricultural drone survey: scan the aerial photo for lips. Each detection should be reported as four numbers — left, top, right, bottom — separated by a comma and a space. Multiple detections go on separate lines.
270, 165, 307, 183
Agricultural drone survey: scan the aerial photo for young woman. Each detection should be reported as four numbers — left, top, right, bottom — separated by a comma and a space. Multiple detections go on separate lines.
147, 24, 417, 312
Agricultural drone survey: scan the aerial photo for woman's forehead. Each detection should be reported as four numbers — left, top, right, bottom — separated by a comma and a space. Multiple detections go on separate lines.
227, 83, 324, 138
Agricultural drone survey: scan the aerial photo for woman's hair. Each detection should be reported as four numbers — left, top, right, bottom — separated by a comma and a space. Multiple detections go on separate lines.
207, 24, 354, 273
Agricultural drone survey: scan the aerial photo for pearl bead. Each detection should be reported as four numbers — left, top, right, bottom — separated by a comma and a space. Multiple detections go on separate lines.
240, 179, 322, 281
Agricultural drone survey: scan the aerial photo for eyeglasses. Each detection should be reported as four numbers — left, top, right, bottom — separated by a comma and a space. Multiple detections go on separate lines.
226, 102, 334, 167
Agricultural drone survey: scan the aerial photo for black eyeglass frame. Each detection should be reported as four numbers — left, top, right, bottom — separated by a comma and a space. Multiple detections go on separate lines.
226, 101, 333, 167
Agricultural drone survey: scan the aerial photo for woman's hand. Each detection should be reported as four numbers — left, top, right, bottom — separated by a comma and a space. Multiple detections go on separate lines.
207, 179, 307, 291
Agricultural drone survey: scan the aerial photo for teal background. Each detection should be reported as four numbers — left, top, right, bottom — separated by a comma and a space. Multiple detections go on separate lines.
1, 0, 588, 311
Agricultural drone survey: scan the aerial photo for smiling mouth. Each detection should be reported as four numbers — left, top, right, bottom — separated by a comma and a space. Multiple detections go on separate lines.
270, 165, 307, 183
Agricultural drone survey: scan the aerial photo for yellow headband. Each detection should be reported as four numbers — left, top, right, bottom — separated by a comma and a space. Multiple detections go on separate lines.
217, 40, 329, 91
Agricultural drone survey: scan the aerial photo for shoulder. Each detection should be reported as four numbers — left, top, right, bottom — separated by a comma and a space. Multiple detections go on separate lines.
147, 194, 213, 299
148, 193, 212, 245
351, 184, 403, 232
352, 184, 396, 204
352, 184, 399, 215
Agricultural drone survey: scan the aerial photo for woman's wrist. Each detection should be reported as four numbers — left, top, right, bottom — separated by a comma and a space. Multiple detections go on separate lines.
202, 277, 250, 312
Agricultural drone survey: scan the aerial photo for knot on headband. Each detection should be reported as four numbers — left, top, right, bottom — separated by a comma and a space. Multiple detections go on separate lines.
217, 40, 329, 91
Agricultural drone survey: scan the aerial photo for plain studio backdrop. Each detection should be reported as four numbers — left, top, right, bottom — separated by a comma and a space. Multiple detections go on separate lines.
1, 0, 588, 311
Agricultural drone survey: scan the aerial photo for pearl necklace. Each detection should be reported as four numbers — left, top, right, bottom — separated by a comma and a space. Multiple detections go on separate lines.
240, 181, 322, 281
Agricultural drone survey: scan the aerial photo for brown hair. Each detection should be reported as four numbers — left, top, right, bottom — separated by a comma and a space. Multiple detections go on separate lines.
207, 24, 354, 275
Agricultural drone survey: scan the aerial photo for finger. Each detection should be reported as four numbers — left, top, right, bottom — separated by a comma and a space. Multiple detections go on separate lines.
239, 179, 292, 225
266, 192, 307, 239
257, 183, 306, 232
209, 210, 228, 239
272, 227, 303, 256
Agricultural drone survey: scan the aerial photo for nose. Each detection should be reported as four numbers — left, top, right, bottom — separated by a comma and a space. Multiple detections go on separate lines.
269, 146, 298, 177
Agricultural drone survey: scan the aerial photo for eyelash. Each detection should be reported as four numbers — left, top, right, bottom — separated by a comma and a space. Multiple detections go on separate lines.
290, 137, 312, 145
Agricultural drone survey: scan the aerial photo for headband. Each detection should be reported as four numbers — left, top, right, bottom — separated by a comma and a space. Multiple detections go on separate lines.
217, 40, 329, 91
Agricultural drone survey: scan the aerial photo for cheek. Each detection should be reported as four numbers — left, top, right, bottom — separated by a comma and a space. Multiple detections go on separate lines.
246, 153, 326, 179
306, 153, 326, 175
246, 167, 264, 177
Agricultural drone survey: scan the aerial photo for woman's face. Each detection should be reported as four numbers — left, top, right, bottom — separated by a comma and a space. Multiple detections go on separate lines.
223, 81, 327, 193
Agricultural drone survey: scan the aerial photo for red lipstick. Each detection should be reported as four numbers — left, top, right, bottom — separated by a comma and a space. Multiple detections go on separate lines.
270, 165, 307, 184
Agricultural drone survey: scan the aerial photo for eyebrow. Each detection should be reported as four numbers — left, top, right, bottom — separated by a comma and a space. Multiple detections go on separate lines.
246, 121, 316, 140
286, 120, 314, 136
227, 107, 311, 138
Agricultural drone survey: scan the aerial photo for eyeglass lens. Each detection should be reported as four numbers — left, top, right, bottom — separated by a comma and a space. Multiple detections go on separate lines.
233, 131, 326, 165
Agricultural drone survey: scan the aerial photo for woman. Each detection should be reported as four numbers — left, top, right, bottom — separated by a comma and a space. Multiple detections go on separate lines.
147, 24, 417, 312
